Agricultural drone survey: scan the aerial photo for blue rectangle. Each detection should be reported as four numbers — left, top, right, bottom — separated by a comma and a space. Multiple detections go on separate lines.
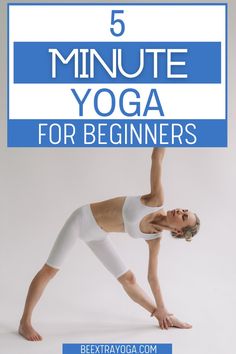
7, 119, 227, 147
14, 42, 221, 84
62, 344, 172, 354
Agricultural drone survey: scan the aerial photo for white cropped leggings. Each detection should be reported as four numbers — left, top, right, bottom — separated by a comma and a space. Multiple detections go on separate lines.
46, 205, 129, 278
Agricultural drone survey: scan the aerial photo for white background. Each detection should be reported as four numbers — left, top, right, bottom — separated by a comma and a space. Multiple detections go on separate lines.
9, 4, 226, 120
1, 1, 235, 354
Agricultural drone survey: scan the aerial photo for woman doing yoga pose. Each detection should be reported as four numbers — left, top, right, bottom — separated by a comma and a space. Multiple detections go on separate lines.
18, 148, 200, 341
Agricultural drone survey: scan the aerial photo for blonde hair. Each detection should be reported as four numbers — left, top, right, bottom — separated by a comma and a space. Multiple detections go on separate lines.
171, 213, 200, 242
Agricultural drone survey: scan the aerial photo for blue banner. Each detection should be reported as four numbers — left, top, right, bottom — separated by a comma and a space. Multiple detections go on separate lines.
14, 42, 221, 84
7, 119, 227, 147
63, 344, 172, 354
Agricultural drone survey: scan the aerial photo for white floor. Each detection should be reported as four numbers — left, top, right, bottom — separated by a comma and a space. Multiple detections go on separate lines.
0, 303, 235, 354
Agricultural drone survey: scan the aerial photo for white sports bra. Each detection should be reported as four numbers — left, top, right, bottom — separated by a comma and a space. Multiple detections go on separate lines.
122, 196, 163, 240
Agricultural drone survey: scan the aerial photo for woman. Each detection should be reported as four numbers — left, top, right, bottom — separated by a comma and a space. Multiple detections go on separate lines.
18, 148, 200, 341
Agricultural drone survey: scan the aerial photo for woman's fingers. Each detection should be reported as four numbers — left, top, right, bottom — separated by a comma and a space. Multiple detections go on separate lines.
162, 319, 167, 329
158, 316, 186, 330
159, 319, 164, 329
159, 318, 170, 329
164, 318, 169, 329
166, 316, 173, 327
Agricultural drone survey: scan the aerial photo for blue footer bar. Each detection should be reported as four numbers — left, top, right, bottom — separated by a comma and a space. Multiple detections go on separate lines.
63, 344, 172, 354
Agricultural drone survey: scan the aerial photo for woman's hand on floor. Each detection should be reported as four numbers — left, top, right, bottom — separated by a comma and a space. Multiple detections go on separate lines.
153, 308, 174, 329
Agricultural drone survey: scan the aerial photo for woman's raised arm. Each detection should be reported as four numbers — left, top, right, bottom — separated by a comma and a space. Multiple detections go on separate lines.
149, 148, 165, 205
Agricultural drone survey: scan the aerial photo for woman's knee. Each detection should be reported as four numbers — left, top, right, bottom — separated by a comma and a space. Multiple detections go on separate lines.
118, 270, 136, 286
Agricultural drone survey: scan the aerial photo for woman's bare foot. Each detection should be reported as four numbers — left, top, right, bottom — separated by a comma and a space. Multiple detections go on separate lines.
18, 322, 42, 341
169, 315, 192, 329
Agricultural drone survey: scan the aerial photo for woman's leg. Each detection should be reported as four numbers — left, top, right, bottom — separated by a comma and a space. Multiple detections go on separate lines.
19, 264, 58, 341
86, 238, 156, 315
118, 270, 156, 314
86, 238, 130, 279
19, 208, 81, 341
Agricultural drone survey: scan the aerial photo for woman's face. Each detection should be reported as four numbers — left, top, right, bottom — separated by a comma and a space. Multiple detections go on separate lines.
167, 208, 196, 234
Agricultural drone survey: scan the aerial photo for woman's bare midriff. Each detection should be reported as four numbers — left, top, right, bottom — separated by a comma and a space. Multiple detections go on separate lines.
90, 197, 126, 232
90, 196, 126, 232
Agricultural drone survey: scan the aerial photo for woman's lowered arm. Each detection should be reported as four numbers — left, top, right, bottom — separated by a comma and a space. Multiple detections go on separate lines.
146, 238, 173, 329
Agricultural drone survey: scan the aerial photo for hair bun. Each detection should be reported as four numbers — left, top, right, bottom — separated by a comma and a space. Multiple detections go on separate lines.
185, 230, 193, 242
